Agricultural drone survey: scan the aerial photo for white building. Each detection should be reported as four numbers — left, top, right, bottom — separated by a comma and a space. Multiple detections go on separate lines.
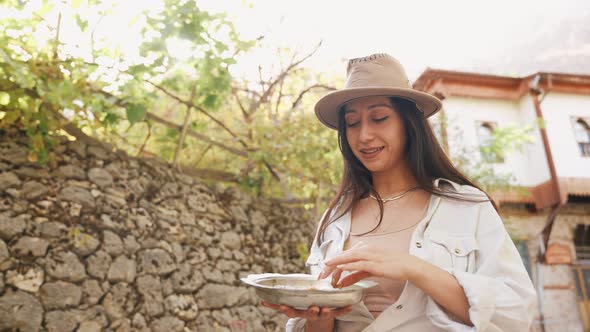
415, 69, 590, 332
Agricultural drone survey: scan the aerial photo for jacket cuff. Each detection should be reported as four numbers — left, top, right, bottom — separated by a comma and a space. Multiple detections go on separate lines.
426, 269, 496, 331
285, 317, 307, 332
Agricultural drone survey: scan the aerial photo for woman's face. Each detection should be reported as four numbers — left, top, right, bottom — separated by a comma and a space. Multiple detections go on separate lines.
343, 96, 407, 175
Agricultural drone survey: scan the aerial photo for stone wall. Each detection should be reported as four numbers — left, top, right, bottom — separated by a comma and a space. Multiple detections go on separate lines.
0, 130, 314, 332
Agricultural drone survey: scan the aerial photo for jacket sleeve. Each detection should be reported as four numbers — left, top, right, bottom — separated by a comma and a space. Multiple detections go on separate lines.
426, 200, 538, 331
285, 209, 329, 332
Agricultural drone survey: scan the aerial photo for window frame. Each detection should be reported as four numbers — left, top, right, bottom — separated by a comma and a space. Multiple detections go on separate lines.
571, 117, 590, 158
475, 120, 504, 164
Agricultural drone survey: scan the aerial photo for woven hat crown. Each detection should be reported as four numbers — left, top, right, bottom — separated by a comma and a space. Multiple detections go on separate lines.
344, 53, 411, 90
314, 53, 442, 129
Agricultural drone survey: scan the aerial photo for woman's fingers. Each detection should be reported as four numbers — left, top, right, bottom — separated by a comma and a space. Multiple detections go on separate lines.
324, 247, 376, 267
261, 302, 308, 318
332, 305, 353, 317
330, 268, 343, 288
260, 301, 280, 309
337, 271, 372, 288
318, 307, 332, 320
337, 260, 380, 274
303, 305, 320, 320
318, 241, 366, 280
260, 302, 353, 320
318, 264, 336, 280
308, 306, 352, 320
280, 305, 309, 319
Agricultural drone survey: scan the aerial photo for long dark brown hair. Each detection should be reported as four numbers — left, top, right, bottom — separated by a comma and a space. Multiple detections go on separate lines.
316, 97, 495, 246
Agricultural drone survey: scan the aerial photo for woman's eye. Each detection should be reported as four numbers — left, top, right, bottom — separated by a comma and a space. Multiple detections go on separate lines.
373, 116, 389, 123
346, 121, 360, 128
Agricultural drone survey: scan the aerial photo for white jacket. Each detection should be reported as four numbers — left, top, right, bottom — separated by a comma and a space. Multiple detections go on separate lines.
286, 178, 537, 332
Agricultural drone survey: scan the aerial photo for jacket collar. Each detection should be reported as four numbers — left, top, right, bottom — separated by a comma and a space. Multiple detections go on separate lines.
433, 177, 461, 192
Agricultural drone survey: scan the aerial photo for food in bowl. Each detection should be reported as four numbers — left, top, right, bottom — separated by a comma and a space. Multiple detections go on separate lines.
241, 273, 378, 309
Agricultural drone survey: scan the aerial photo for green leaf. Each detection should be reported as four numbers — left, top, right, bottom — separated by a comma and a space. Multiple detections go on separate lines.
126, 104, 146, 124
1, 109, 20, 125
75, 14, 88, 31
103, 113, 119, 125
203, 94, 218, 108
127, 64, 147, 76
0, 92, 9, 105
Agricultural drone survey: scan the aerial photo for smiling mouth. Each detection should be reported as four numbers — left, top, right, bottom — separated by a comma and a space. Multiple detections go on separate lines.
360, 146, 384, 154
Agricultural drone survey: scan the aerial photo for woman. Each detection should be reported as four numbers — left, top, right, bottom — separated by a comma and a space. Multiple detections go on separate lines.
262, 53, 537, 331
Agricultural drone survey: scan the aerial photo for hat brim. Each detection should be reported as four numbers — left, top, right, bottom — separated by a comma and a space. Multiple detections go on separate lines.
314, 87, 442, 130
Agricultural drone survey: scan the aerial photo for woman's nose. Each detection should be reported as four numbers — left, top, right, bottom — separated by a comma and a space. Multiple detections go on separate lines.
358, 122, 374, 141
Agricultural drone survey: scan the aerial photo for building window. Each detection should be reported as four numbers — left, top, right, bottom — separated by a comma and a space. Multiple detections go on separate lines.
573, 118, 590, 157
575, 224, 590, 262
476, 121, 504, 163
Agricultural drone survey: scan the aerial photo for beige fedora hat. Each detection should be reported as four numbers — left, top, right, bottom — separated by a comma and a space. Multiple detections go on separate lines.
315, 53, 442, 130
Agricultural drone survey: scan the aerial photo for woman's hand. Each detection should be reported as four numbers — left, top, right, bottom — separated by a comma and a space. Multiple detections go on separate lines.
319, 241, 421, 288
260, 301, 352, 321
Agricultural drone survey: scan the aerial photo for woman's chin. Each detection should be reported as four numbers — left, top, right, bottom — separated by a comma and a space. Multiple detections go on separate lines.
362, 162, 387, 173
361, 159, 400, 175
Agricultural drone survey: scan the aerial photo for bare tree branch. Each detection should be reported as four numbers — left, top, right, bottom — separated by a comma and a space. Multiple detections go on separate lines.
231, 87, 250, 120
290, 84, 336, 110
144, 78, 250, 149
274, 76, 285, 119
234, 86, 262, 99
86, 86, 251, 157
137, 121, 152, 157
250, 41, 322, 113
173, 87, 196, 169
90, 14, 105, 62
261, 160, 295, 199
53, 12, 62, 60
231, 87, 254, 140
145, 113, 248, 157
192, 144, 212, 167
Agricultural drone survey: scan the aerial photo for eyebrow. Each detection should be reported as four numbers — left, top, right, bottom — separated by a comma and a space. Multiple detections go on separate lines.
343, 103, 394, 114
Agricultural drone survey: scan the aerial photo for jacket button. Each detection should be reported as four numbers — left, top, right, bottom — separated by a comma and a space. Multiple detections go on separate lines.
396, 305, 403, 309
455, 248, 461, 254
416, 242, 422, 248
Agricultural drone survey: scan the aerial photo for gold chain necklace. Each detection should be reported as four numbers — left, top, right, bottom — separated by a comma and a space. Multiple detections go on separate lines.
368, 186, 419, 203
350, 218, 423, 237
349, 198, 438, 237
350, 189, 428, 237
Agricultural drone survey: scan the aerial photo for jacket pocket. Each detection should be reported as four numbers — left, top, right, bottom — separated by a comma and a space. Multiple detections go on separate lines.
428, 230, 479, 272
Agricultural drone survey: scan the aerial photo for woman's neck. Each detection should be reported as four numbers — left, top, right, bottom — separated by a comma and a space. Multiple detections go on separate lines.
371, 161, 418, 197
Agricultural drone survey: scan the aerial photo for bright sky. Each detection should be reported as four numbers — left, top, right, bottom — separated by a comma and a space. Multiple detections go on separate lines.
198, 0, 590, 80
4, 0, 589, 82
